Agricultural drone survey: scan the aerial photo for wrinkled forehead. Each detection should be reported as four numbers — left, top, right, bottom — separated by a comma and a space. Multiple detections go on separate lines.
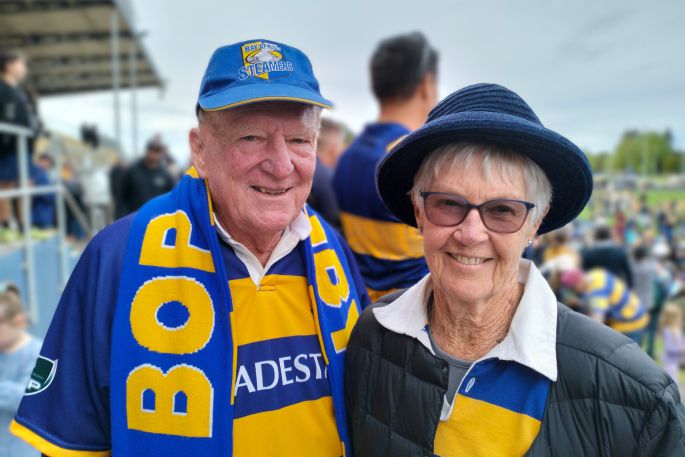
205, 101, 321, 128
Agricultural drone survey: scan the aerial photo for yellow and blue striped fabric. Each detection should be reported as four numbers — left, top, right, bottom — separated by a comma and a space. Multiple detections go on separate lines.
224, 247, 341, 456
434, 359, 550, 457
333, 122, 428, 300
586, 268, 648, 333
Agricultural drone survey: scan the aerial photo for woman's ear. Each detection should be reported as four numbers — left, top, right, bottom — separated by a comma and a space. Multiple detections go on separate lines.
530, 205, 550, 238
413, 195, 424, 231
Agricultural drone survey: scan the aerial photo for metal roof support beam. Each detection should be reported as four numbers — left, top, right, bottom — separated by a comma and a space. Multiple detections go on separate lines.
36, 81, 158, 96
130, 38, 139, 156
0, 1, 113, 14
111, 10, 122, 152
0, 31, 133, 48
31, 69, 155, 82
29, 52, 144, 66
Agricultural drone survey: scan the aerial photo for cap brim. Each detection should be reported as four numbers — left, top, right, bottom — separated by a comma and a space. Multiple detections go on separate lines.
376, 111, 593, 235
199, 82, 333, 111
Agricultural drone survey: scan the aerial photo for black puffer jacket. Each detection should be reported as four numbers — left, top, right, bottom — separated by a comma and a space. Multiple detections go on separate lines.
345, 294, 685, 456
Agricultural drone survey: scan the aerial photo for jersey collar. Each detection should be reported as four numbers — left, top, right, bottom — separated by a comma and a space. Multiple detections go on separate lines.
373, 259, 558, 381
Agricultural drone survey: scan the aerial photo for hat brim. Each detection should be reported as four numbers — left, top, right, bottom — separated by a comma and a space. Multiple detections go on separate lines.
199, 82, 333, 111
376, 111, 593, 235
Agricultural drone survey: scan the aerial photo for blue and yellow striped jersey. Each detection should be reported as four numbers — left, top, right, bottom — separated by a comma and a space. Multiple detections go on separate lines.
585, 268, 648, 333
434, 359, 550, 457
333, 122, 428, 300
219, 244, 341, 456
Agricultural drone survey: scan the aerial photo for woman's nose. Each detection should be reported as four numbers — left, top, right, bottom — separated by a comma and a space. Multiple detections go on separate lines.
452, 208, 489, 245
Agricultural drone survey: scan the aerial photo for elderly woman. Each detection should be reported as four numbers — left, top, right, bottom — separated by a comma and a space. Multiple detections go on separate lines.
344, 84, 685, 457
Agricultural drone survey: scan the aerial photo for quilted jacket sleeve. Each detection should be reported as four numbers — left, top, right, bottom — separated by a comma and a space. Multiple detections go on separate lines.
635, 380, 685, 456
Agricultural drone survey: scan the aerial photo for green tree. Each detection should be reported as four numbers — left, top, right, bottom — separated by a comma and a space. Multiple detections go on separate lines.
612, 129, 679, 175
587, 151, 613, 173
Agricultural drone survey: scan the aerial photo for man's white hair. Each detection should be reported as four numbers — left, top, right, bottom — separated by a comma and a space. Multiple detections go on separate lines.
409, 142, 552, 227
198, 103, 323, 128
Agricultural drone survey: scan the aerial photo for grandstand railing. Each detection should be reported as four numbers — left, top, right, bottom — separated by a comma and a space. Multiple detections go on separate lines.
0, 122, 81, 325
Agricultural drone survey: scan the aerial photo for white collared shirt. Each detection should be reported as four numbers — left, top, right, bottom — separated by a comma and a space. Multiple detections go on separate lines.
373, 259, 558, 382
214, 210, 312, 286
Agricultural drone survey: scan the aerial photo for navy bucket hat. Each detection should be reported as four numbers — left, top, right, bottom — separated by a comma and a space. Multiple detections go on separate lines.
376, 83, 593, 235
198, 39, 332, 111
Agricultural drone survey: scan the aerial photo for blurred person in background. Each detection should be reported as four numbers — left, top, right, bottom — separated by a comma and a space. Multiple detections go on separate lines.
334, 31, 438, 301
582, 224, 634, 287
79, 150, 111, 233
539, 226, 581, 275
109, 155, 129, 221
632, 245, 661, 357
560, 267, 648, 343
0, 49, 37, 241
121, 138, 175, 214
657, 201, 676, 247
0, 286, 41, 457
30, 154, 56, 231
659, 303, 685, 383
160, 143, 181, 180
61, 162, 86, 241
307, 117, 345, 230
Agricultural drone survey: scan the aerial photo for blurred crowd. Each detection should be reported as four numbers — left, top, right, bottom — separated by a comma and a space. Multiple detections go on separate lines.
529, 197, 685, 380
1, 33, 685, 456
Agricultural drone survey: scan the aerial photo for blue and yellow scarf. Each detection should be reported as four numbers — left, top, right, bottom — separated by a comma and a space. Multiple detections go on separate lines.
110, 171, 360, 456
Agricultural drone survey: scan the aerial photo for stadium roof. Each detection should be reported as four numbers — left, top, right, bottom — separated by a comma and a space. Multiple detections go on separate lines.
0, 0, 163, 96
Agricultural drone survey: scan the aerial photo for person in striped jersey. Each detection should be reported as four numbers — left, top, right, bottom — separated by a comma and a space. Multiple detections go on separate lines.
333, 32, 439, 301
560, 267, 649, 343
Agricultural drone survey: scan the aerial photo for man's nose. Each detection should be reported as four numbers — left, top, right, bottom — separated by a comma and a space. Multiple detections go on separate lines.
261, 137, 295, 178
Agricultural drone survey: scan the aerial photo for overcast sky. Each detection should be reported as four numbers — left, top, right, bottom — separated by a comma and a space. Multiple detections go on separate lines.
37, 0, 685, 164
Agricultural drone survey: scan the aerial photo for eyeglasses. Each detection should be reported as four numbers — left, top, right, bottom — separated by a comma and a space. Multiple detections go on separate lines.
419, 191, 535, 233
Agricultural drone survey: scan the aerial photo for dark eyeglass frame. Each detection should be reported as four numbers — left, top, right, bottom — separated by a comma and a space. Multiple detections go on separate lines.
419, 191, 536, 234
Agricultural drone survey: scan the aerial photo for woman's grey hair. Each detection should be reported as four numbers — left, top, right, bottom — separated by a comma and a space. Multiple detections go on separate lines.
409, 142, 553, 227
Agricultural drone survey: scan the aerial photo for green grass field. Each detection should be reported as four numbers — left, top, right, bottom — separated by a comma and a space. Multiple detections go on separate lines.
644, 189, 685, 207
578, 189, 685, 222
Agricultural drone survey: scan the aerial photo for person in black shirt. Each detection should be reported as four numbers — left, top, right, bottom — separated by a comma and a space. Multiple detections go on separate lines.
0, 50, 35, 233
307, 118, 344, 230
109, 156, 129, 221
581, 224, 634, 287
121, 139, 176, 215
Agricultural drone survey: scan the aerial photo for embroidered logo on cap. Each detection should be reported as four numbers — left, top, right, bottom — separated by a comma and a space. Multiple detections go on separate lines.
238, 41, 294, 81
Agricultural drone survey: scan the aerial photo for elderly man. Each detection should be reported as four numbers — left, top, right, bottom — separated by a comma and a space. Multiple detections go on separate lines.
10, 39, 369, 457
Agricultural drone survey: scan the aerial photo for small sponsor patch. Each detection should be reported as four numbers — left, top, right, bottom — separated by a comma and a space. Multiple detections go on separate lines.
465, 377, 476, 393
24, 356, 58, 395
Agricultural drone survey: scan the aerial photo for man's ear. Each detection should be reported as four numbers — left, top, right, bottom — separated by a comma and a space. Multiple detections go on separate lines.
189, 127, 206, 178
419, 73, 436, 101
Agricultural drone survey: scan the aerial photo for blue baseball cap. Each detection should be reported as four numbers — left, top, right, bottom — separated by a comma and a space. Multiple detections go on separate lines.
197, 39, 333, 112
